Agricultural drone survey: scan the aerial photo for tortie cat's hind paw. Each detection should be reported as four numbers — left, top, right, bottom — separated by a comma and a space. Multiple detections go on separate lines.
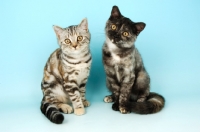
104, 95, 114, 103
112, 102, 119, 111
137, 97, 146, 102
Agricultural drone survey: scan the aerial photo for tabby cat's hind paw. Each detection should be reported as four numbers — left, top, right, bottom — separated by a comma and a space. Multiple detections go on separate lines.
59, 104, 73, 114
104, 95, 114, 103
83, 100, 90, 107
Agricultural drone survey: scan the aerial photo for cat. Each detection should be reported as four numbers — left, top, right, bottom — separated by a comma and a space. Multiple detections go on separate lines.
40, 18, 92, 124
102, 6, 165, 114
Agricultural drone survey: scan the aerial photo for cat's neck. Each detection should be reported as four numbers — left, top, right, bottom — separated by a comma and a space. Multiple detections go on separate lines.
62, 47, 89, 59
106, 37, 134, 55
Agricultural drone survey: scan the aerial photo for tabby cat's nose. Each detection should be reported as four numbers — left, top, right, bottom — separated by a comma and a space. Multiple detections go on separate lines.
72, 43, 78, 48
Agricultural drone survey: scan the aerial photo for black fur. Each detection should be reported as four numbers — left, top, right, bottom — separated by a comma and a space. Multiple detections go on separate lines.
40, 103, 64, 124
129, 93, 165, 114
103, 5, 165, 114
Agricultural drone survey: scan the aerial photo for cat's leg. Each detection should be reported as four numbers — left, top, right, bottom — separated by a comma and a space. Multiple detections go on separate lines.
63, 75, 85, 116
104, 79, 115, 103
79, 82, 90, 107
118, 74, 135, 114
106, 77, 121, 111
134, 71, 150, 102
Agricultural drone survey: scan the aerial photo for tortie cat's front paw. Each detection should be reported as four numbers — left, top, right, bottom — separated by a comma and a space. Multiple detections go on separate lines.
74, 108, 85, 116
119, 107, 130, 114
112, 103, 119, 111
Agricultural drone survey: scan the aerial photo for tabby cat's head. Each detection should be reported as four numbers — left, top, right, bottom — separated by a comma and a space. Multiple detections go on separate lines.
53, 18, 90, 54
106, 6, 146, 48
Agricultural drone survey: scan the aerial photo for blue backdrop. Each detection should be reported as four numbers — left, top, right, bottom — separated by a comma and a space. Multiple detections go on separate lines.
1, 0, 200, 132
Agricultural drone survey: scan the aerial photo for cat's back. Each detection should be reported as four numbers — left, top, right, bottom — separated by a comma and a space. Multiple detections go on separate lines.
44, 48, 62, 75
47, 48, 61, 64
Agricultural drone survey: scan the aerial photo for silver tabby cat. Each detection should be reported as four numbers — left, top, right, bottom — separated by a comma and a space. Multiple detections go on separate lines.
40, 18, 92, 124
103, 6, 165, 114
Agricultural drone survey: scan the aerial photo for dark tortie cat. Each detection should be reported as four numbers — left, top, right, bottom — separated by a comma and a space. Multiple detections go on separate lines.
103, 6, 165, 114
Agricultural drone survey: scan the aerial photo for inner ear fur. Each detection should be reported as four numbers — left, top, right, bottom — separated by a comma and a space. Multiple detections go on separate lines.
110, 5, 122, 19
134, 22, 146, 36
53, 25, 63, 39
78, 18, 88, 32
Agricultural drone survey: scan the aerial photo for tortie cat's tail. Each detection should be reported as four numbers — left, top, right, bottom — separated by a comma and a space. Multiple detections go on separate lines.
129, 92, 165, 114
40, 102, 64, 124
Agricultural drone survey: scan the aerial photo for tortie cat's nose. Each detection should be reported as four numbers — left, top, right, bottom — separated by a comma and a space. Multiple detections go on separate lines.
114, 36, 120, 42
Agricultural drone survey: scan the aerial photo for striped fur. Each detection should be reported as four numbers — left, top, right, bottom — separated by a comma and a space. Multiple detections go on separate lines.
129, 92, 165, 114
103, 6, 165, 114
40, 18, 92, 124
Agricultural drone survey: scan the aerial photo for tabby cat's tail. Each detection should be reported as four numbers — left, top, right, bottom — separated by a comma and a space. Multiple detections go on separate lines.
40, 102, 64, 124
129, 92, 165, 114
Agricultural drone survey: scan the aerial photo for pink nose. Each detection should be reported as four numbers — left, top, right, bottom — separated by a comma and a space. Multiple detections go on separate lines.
72, 43, 78, 48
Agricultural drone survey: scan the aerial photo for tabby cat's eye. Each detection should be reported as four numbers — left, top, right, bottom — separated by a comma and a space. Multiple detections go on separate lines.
111, 24, 116, 30
77, 36, 83, 41
123, 32, 129, 36
65, 39, 71, 44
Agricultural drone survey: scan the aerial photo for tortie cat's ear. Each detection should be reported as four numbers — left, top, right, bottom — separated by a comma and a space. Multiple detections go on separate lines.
53, 25, 63, 39
110, 5, 122, 19
134, 22, 146, 36
78, 18, 88, 32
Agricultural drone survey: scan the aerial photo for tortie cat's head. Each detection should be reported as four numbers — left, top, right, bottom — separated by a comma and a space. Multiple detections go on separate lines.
53, 18, 90, 54
105, 6, 146, 48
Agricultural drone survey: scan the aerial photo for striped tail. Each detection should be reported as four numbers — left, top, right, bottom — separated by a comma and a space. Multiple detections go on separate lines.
40, 102, 64, 124
129, 92, 165, 114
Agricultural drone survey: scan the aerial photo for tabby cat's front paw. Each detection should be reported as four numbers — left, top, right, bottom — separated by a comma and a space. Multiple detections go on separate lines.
74, 108, 85, 116
112, 103, 119, 111
119, 107, 130, 114
83, 100, 90, 107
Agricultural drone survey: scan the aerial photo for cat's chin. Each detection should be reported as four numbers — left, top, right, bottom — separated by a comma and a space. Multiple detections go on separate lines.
114, 43, 133, 49
69, 50, 81, 55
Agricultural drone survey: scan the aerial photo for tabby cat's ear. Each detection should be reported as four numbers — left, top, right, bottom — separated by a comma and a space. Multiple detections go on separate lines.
53, 25, 63, 39
78, 18, 88, 32
110, 5, 122, 19
134, 22, 146, 36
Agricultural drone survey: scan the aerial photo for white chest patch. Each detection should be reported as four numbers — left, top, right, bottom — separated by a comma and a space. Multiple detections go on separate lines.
106, 37, 121, 62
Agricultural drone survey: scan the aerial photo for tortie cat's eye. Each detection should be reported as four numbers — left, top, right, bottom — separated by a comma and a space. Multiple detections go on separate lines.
111, 24, 116, 30
65, 39, 71, 44
77, 36, 83, 41
123, 32, 129, 37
